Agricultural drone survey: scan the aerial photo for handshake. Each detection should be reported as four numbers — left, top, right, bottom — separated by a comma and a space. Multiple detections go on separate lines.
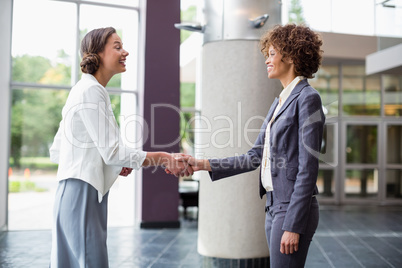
119, 153, 211, 177
163, 153, 212, 177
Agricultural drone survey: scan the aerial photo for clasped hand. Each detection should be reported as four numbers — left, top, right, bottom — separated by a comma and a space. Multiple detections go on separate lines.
120, 154, 202, 178
163, 153, 195, 177
165, 155, 211, 176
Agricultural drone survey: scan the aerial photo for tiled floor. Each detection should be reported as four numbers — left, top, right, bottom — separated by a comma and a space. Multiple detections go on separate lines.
1, 206, 402, 267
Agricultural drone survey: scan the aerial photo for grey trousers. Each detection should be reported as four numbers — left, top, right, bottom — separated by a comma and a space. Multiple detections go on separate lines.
265, 193, 319, 268
50, 178, 109, 268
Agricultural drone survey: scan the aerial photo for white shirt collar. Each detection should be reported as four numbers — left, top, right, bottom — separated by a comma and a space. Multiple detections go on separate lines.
82, 73, 98, 83
279, 76, 304, 104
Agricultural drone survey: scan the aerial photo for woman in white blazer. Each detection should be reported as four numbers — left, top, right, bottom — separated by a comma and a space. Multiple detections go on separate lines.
49, 27, 191, 268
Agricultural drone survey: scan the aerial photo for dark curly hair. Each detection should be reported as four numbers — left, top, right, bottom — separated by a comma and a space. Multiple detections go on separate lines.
80, 27, 116, 74
260, 24, 323, 79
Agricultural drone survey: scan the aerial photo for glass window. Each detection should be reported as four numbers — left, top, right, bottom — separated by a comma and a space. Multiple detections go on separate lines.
384, 75, 402, 117
181, 82, 196, 108
9, 1, 140, 230
180, 110, 197, 157
342, 66, 381, 116
8, 89, 138, 229
8, 88, 68, 230
310, 65, 339, 116
11, 0, 76, 86
107, 93, 137, 227
346, 125, 377, 164
331, 0, 375, 36
387, 125, 402, 164
84, 0, 139, 7
284, 0, 402, 38
345, 169, 378, 198
386, 169, 402, 199
80, 5, 139, 91
179, 0, 200, 189
375, 0, 402, 37
180, 82, 196, 156
320, 123, 336, 165
317, 169, 334, 197
296, 0, 332, 32
9, 89, 68, 169
118, 93, 141, 150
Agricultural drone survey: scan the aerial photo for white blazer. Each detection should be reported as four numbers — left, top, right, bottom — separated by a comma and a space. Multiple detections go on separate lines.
49, 73, 146, 202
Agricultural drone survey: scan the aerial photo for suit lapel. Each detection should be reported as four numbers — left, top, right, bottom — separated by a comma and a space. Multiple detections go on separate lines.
266, 97, 279, 125
259, 97, 279, 155
272, 79, 309, 123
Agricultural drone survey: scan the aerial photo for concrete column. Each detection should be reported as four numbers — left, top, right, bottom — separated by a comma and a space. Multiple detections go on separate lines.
0, 0, 12, 232
196, 0, 282, 264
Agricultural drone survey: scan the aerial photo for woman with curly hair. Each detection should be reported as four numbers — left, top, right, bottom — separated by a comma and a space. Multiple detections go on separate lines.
181, 24, 325, 267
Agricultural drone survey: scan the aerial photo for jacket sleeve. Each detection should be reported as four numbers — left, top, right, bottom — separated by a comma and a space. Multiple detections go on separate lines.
208, 115, 269, 181
77, 85, 146, 169
282, 91, 325, 234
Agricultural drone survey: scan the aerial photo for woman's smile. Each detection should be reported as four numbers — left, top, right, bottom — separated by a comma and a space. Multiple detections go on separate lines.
267, 65, 273, 73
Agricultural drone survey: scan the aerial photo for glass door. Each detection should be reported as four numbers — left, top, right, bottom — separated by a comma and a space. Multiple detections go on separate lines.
340, 65, 381, 204
317, 121, 338, 203
383, 75, 402, 204
343, 122, 380, 203
384, 123, 402, 202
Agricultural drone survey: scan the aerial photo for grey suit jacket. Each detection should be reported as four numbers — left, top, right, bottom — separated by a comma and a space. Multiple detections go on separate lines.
208, 79, 325, 234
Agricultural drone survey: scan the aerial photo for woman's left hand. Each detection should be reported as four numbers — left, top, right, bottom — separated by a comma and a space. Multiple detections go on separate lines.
119, 167, 133, 177
280, 231, 300, 254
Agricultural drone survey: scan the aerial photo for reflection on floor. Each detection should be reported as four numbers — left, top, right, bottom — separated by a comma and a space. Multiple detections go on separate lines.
1, 206, 402, 267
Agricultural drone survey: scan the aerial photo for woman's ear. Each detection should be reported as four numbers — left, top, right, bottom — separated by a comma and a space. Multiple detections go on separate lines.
282, 56, 293, 64
98, 50, 104, 59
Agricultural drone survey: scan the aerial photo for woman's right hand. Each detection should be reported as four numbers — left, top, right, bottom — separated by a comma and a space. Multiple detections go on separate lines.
165, 156, 211, 173
187, 157, 211, 172
164, 153, 194, 177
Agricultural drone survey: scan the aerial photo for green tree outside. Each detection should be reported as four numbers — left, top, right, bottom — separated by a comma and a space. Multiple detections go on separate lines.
10, 52, 70, 168
288, 0, 305, 25
180, 5, 197, 43
179, 5, 198, 154
10, 49, 124, 170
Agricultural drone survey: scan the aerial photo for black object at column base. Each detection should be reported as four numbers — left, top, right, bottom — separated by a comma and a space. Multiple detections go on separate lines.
140, 221, 180, 229
202, 256, 270, 267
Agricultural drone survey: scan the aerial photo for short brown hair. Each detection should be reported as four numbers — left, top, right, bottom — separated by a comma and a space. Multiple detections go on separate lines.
80, 27, 116, 74
260, 24, 323, 78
